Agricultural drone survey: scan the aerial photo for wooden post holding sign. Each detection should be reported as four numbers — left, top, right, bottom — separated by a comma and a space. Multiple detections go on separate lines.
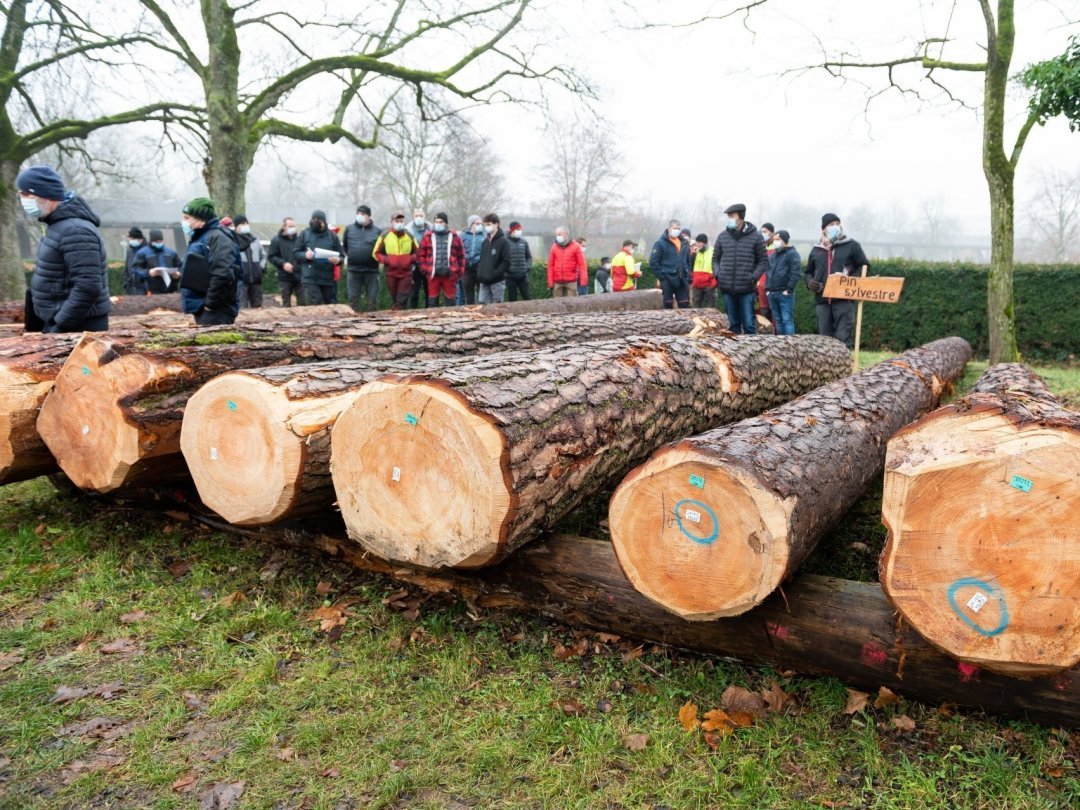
822, 272, 905, 370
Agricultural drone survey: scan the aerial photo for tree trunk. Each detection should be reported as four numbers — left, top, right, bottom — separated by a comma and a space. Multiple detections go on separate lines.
202, 0, 251, 215
332, 334, 852, 570
882, 363, 1080, 677
610, 338, 972, 621
39, 310, 705, 493
0, 333, 83, 483
0, 159, 27, 302
181, 311, 721, 525
402, 289, 666, 317
193, 516, 1080, 728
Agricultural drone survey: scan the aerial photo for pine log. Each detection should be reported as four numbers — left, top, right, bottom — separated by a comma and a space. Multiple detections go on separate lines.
189, 514, 1080, 728
0, 301, 24, 323
881, 364, 1080, 677
390, 289, 665, 318
610, 337, 972, 621
41, 310, 706, 493
331, 334, 852, 570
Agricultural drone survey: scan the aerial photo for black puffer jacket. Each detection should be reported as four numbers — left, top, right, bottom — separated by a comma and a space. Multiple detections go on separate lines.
476, 229, 512, 284
804, 237, 871, 304
506, 236, 532, 278
711, 221, 768, 294
29, 194, 111, 331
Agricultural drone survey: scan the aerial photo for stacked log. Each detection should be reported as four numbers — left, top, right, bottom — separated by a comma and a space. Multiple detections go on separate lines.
609, 337, 972, 621
881, 363, 1080, 677
330, 334, 851, 569
39, 310, 710, 493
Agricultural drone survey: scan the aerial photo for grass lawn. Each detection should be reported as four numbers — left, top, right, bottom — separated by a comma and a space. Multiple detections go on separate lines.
0, 354, 1077, 809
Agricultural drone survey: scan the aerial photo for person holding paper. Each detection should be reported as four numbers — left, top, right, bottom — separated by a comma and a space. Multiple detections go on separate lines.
295, 209, 344, 305
133, 229, 181, 295
178, 196, 241, 326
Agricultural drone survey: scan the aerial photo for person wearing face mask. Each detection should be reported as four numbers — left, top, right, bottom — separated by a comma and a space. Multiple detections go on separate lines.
132, 229, 181, 296
757, 222, 777, 324
342, 205, 381, 311
17, 165, 110, 333
475, 213, 511, 304
805, 213, 870, 349
595, 256, 613, 294
711, 203, 768, 333
611, 240, 641, 292
295, 209, 344, 305
374, 212, 419, 310
231, 215, 265, 309
417, 212, 465, 307
123, 227, 148, 295
546, 226, 587, 297
648, 219, 691, 309
267, 217, 304, 307
505, 221, 533, 301
407, 208, 432, 309
177, 196, 242, 326
459, 214, 485, 305
689, 233, 716, 308
766, 230, 800, 336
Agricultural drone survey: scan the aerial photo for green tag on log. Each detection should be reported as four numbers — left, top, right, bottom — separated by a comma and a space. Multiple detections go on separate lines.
689, 475, 705, 489
405, 413, 418, 426
1009, 475, 1033, 493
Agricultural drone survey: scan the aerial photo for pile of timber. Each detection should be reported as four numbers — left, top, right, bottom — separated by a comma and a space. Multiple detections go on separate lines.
329, 334, 851, 569
609, 337, 972, 621
35, 310, 716, 493
882, 363, 1080, 677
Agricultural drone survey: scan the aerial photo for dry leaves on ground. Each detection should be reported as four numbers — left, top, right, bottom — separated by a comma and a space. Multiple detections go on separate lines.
875, 687, 901, 708
0, 650, 24, 671
100, 637, 140, 655
890, 714, 917, 732
307, 598, 361, 633
50, 682, 125, 704
843, 689, 870, 715
198, 780, 245, 809
118, 610, 147, 624
679, 701, 700, 732
623, 733, 649, 752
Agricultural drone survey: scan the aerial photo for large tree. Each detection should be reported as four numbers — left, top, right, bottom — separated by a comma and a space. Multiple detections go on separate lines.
540, 113, 624, 238
0, 0, 200, 299
139, 0, 582, 216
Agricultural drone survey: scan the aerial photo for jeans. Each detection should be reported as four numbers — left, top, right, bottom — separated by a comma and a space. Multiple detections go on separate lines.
304, 283, 337, 306
479, 281, 505, 304
455, 278, 465, 306
691, 287, 716, 309
506, 276, 530, 301
659, 275, 690, 309
348, 270, 379, 311
577, 284, 588, 295
817, 300, 856, 348
279, 273, 305, 307
722, 292, 757, 334
768, 291, 796, 335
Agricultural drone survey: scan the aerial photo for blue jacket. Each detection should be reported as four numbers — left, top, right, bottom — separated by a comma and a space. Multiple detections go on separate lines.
29, 193, 111, 332
649, 231, 689, 279
766, 246, 801, 294
180, 217, 241, 317
133, 243, 182, 295
461, 230, 485, 268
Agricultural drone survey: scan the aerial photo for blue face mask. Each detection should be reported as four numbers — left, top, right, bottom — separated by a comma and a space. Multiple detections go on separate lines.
826, 225, 842, 241
151, 241, 164, 250
726, 218, 738, 230
129, 239, 142, 248
20, 196, 41, 219
181, 221, 195, 238
433, 223, 447, 233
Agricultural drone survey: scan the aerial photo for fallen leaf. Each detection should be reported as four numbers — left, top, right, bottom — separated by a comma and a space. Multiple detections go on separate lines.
56, 716, 126, 740
315, 581, 333, 596
51, 685, 92, 704
623, 733, 649, 751
320, 766, 341, 778
183, 691, 207, 711
172, 771, 199, 793
39, 617, 57, 631
164, 510, 190, 522
100, 637, 140, 655
389, 760, 408, 772
198, 780, 245, 809
554, 698, 586, 716
0, 755, 10, 768
678, 700, 700, 732
621, 645, 644, 662
0, 650, 25, 671
60, 749, 126, 783
875, 686, 901, 709
721, 685, 767, 718
890, 714, 916, 732
597, 632, 621, 644
275, 747, 295, 762
703, 730, 724, 749
632, 683, 657, 696
93, 681, 125, 700
1042, 764, 1065, 779
219, 590, 246, 608
118, 610, 147, 624
701, 710, 736, 735
168, 559, 192, 579
34, 523, 46, 536
843, 689, 869, 715
762, 681, 796, 715
596, 699, 613, 714
258, 550, 287, 582
553, 637, 589, 661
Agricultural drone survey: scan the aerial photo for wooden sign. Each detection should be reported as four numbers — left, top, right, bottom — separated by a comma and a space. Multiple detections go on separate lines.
823, 274, 905, 303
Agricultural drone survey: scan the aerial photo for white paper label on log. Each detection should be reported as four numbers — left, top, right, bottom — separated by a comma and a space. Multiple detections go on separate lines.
81, 425, 90, 436
684, 509, 702, 524
210, 447, 218, 461
966, 592, 988, 613
392, 467, 401, 482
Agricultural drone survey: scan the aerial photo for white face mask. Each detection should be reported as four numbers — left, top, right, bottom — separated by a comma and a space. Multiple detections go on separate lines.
285, 226, 297, 236
20, 196, 42, 218
483, 224, 496, 235
413, 217, 425, 228
472, 224, 483, 234
669, 228, 681, 238
356, 215, 370, 226
510, 230, 522, 239
761, 232, 771, 241
556, 235, 567, 245
237, 225, 251, 235
393, 221, 406, 232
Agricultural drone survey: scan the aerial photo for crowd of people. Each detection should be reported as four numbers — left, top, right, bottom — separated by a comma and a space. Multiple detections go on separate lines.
18, 164, 869, 349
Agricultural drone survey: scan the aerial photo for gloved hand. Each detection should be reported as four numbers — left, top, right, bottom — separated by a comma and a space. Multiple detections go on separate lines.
807, 279, 824, 293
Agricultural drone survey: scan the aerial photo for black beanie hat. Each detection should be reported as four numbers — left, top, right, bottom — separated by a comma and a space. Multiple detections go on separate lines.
311, 209, 327, 221
149, 228, 164, 242
761, 222, 775, 233
357, 205, 371, 215
776, 229, 791, 244
821, 213, 841, 229
435, 212, 449, 223
128, 227, 144, 239
233, 214, 249, 225
16, 165, 67, 201
695, 233, 708, 245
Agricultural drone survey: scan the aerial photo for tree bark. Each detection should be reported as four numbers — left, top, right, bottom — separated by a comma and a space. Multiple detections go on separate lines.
397, 289, 667, 317
181, 311, 722, 525
193, 516, 1080, 729
0, 159, 27, 302
610, 338, 972, 621
40, 310, 706, 493
882, 363, 1080, 677
332, 334, 852, 570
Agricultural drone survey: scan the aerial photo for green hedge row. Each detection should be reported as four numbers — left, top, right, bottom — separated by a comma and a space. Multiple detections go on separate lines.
96, 258, 1078, 359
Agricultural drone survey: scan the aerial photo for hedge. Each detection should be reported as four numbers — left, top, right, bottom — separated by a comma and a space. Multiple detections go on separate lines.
88, 258, 1077, 360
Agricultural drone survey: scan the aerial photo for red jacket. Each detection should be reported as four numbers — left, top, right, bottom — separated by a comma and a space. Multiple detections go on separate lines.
417, 230, 466, 280
546, 241, 587, 286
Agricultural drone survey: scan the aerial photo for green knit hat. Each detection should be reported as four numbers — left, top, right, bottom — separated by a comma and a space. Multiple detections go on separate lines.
182, 197, 216, 221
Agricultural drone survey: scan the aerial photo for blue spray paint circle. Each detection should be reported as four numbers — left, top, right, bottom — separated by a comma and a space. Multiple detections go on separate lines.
946, 577, 1009, 637
673, 499, 720, 545
226, 400, 238, 412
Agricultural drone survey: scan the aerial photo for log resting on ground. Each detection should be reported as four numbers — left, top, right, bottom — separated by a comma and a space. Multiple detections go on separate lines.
42, 310, 709, 493
190, 514, 1080, 729
610, 337, 972, 621
882, 363, 1080, 677
331, 334, 851, 570
388, 288, 665, 318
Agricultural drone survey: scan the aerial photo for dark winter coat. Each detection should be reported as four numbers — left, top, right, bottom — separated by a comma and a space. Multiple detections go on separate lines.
133, 243, 181, 295
124, 242, 147, 295
180, 217, 241, 318
29, 194, 111, 332
294, 227, 344, 286
235, 231, 264, 284
712, 222, 768, 294
506, 236, 533, 278
766, 245, 801, 294
267, 232, 298, 283
342, 221, 381, 272
476, 228, 512, 285
648, 232, 689, 280
804, 237, 871, 304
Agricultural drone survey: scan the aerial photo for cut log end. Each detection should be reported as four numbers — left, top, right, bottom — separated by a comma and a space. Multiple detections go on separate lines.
180, 375, 301, 525
883, 407, 1080, 676
0, 366, 58, 482
331, 379, 511, 569
610, 446, 792, 620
